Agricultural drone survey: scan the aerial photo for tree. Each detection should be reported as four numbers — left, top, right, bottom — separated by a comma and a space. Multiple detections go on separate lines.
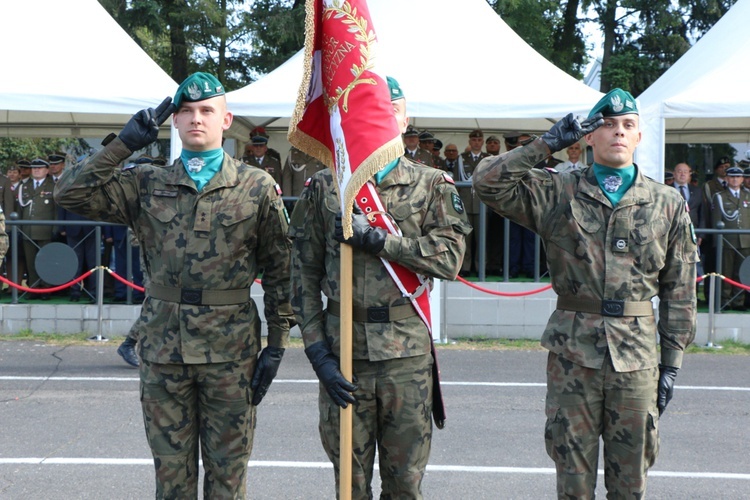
0, 139, 89, 167
245, 0, 306, 78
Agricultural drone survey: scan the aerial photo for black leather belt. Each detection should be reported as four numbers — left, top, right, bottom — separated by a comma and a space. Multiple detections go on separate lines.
556, 296, 654, 317
147, 283, 250, 306
326, 299, 417, 323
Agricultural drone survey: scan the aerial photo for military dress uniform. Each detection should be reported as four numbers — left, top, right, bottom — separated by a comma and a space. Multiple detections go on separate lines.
712, 184, 750, 308
18, 173, 57, 291
281, 146, 327, 199
55, 137, 294, 498
289, 158, 470, 499
247, 154, 283, 186
403, 147, 434, 167
456, 150, 489, 274
474, 139, 697, 498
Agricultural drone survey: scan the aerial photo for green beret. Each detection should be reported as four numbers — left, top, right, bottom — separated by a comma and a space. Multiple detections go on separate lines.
173, 72, 225, 108
588, 88, 638, 118
387, 76, 404, 101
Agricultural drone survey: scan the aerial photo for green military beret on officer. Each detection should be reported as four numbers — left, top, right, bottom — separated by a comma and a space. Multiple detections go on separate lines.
726, 166, 743, 177
173, 72, 225, 108
387, 76, 404, 101
588, 88, 638, 118
30, 158, 50, 168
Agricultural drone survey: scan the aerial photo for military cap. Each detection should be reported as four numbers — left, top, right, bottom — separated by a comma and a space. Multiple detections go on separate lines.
664, 171, 674, 181
30, 158, 50, 168
486, 135, 501, 143
743, 167, 750, 177
419, 131, 435, 142
250, 126, 269, 139
715, 156, 731, 167
16, 159, 31, 168
726, 166, 744, 177
387, 76, 404, 101
403, 125, 419, 138
251, 135, 269, 145
48, 152, 66, 164
173, 72, 225, 108
738, 159, 750, 169
588, 88, 638, 118
433, 139, 443, 151
468, 129, 484, 139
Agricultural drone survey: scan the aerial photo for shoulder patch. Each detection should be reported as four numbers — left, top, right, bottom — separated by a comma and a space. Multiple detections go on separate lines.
274, 183, 283, 196
451, 192, 464, 214
442, 172, 455, 184
304, 177, 312, 187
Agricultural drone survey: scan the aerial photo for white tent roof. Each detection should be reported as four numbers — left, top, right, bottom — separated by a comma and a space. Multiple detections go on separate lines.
638, 0, 750, 175
227, 0, 603, 135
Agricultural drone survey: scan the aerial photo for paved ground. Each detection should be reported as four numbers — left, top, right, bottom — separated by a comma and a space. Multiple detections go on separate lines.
1, 341, 749, 499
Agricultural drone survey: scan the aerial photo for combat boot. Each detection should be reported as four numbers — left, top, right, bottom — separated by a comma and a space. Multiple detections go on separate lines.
117, 337, 139, 368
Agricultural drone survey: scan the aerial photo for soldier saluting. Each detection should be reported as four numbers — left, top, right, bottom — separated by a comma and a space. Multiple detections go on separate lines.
54, 72, 294, 499
474, 89, 697, 499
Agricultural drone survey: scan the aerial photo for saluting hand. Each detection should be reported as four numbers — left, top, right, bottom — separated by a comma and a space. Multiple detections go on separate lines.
119, 97, 177, 152
541, 112, 604, 153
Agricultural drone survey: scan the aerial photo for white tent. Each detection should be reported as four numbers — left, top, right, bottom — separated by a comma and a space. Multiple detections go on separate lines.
227, 0, 603, 139
638, 0, 750, 178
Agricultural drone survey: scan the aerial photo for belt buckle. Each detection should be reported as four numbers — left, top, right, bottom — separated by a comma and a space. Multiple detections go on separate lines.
366, 306, 389, 323
181, 288, 203, 305
601, 299, 624, 317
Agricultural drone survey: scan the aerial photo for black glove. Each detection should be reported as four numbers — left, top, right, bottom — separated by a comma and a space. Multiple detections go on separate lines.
657, 365, 679, 416
119, 96, 176, 152
305, 341, 358, 408
250, 346, 285, 406
541, 112, 604, 153
334, 205, 387, 254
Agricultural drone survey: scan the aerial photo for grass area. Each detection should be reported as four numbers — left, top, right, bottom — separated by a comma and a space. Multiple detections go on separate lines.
3, 332, 747, 355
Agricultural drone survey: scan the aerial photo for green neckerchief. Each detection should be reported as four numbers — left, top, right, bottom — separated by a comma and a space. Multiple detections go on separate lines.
593, 163, 636, 206
181, 148, 224, 192
374, 158, 400, 185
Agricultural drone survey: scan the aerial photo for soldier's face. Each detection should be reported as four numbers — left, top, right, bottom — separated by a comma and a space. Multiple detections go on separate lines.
728, 175, 744, 189
7, 170, 19, 182
585, 114, 641, 169
444, 146, 458, 160
20, 167, 30, 179
48, 162, 64, 176
566, 142, 582, 162
485, 140, 500, 155
404, 135, 419, 149
173, 96, 233, 152
392, 98, 408, 134
469, 136, 484, 153
30, 167, 48, 180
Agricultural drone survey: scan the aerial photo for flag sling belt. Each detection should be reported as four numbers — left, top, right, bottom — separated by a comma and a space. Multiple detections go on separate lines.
147, 283, 251, 306
326, 300, 418, 323
556, 296, 654, 317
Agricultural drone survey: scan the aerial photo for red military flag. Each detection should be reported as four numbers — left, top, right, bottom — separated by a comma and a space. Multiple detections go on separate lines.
288, 0, 404, 238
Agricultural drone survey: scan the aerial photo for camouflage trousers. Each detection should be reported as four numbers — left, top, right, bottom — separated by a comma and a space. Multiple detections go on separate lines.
318, 354, 433, 500
140, 357, 257, 500
544, 352, 659, 499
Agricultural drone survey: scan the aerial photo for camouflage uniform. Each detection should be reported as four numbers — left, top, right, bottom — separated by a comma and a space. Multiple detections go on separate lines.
247, 154, 283, 186
456, 151, 489, 273
711, 188, 750, 307
289, 158, 470, 499
54, 137, 294, 499
473, 139, 697, 498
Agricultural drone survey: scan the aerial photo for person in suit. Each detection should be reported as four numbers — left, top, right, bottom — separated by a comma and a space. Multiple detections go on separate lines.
556, 141, 586, 173
244, 135, 282, 185
673, 163, 707, 286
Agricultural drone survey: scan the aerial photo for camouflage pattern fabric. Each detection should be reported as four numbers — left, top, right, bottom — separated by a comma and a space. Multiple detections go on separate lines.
289, 157, 471, 361
318, 355, 433, 500
289, 157, 469, 497
282, 147, 327, 198
54, 138, 294, 365
473, 139, 697, 372
140, 356, 257, 499
545, 352, 659, 498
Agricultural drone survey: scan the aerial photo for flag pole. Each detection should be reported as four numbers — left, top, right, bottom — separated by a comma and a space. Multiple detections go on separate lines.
339, 243, 354, 500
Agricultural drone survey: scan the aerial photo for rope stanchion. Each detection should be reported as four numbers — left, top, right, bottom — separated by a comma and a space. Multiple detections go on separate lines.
106, 268, 145, 293
0, 269, 95, 294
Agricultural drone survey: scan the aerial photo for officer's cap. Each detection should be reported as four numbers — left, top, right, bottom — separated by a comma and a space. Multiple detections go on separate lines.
419, 131, 435, 142
250, 126, 269, 139
173, 72, 225, 108
433, 139, 443, 151
715, 156, 731, 167
48, 152, 66, 164
743, 167, 750, 177
16, 159, 31, 168
664, 171, 674, 181
30, 158, 50, 168
486, 135, 501, 144
726, 166, 744, 177
403, 125, 419, 138
588, 88, 638, 118
387, 76, 404, 101
468, 129, 483, 139
251, 135, 269, 146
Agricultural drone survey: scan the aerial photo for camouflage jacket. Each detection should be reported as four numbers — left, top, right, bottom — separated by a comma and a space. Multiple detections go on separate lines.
289, 158, 471, 361
473, 139, 697, 372
281, 147, 327, 197
54, 138, 294, 364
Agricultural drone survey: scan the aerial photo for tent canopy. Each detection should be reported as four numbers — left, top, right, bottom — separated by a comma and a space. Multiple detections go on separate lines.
638, 0, 750, 174
227, 0, 603, 136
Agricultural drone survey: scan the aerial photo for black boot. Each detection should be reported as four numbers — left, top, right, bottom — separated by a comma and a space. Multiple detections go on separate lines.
117, 337, 139, 368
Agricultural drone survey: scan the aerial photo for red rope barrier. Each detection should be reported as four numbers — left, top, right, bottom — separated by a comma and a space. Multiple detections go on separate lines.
456, 276, 553, 296
0, 269, 94, 293
720, 275, 750, 291
106, 269, 145, 293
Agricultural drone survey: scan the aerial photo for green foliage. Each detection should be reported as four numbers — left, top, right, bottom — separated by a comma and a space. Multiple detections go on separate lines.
246, 0, 306, 78
0, 138, 89, 171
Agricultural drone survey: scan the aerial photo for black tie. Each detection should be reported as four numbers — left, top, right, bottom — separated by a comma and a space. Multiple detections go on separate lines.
679, 185, 687, 200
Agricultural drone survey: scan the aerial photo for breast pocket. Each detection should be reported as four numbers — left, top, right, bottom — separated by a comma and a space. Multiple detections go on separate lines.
547, 200, 602, 260
140, 197, 179, 248
218, 204, 258, 250
630, 216, 669, 269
